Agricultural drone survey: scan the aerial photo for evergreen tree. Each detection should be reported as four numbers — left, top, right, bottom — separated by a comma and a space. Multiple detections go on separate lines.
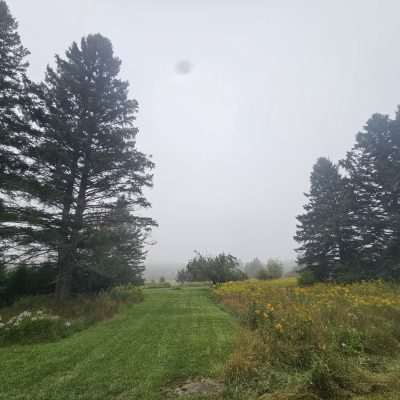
19, 34, 155, 299
342, 110, 400, 278
295, 158, 356, 281
0, 1, 36, 261
75, 197, 150, 291
0, 1, 30, 190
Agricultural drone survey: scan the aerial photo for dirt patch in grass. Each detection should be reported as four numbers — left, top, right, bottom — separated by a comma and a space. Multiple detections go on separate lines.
164, 378, 224, 398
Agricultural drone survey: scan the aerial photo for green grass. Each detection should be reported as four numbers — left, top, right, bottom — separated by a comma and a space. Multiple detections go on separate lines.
0, 287, 237, 400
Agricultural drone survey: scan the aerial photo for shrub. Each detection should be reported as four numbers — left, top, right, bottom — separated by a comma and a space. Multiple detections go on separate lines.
109, 285, 144, 303
0, 311, 75, 345
256, 269, 271, 280
0, 285, 144, 345
0, 264, 57, 306
297, 270, 317, 286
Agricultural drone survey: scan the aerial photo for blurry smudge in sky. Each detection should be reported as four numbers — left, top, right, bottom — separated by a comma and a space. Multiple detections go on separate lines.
175, 60, 192, 75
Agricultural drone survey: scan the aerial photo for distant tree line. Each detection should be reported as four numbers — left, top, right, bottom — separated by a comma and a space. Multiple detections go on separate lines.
0, 1, 155, 303
295, 108, 400, 282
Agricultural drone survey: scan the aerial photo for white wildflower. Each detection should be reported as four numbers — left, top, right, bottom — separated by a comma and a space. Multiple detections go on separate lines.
20, 311, 32, 318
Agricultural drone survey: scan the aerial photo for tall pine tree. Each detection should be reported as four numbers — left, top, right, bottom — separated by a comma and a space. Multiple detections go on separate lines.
21, 34, 155, 299
342, 110, 400, 278
295, 158, 357, 281
0, 1, 38, 265
0, 0, 30, 188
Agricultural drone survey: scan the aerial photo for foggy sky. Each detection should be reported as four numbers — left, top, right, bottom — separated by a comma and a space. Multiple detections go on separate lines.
10, 0, 400, 266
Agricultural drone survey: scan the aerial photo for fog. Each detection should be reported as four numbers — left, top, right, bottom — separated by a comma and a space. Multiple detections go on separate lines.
10, 0, 400, 270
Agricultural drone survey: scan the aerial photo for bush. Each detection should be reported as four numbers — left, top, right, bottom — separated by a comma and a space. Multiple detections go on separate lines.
1, 264, 57, 306
0, 285, 144, 345
109, 285, 144, 303
297, 270, 317, 286
256, 269, 271, 280
0, 311, 75, 345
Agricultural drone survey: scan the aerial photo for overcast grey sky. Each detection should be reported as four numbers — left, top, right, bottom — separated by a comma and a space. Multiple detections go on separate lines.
10, 0, 400, 266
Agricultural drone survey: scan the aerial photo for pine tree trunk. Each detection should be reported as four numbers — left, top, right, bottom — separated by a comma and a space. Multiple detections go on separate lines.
55, 228, 82, 301
55, 156, 79, 301
56, 157, 90, 301
55, 258, 72, 301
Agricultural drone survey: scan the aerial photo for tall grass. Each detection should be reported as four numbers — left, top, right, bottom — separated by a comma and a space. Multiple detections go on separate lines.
214, 279, 400, 399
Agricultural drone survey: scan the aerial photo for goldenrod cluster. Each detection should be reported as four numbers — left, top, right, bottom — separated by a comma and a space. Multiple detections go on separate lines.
218, 278, 400, 397
214, 278, 400, 344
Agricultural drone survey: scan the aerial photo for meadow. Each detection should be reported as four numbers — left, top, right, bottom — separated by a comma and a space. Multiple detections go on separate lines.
1, 280, 400, 399
214, 279, 400, 399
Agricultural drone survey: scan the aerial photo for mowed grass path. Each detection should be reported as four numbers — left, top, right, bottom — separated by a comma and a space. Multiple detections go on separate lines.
0, 288, 237, 400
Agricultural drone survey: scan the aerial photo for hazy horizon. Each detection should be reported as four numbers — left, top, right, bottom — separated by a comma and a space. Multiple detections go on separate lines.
10, 0, 400, 267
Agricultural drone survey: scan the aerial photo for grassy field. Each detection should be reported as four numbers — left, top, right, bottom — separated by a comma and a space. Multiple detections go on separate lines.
0, 287, 237, 400
3, 281, 399, 400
